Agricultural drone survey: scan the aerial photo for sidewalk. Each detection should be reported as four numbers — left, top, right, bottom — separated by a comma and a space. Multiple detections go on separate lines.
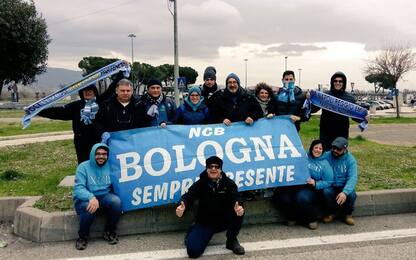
350, 124, 416, 147
0, 131, 73, 147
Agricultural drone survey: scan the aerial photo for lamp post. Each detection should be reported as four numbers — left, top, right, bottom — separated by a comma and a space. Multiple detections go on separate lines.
128, 33, 136, 88
298, 68, 302, 88
350, 82, 355, 93
284, 56, 288, 71
168, 0, 180, 106
244, 58, 248, 88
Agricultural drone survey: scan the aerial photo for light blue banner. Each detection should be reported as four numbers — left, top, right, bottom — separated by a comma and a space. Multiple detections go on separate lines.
108, 117, 310, 211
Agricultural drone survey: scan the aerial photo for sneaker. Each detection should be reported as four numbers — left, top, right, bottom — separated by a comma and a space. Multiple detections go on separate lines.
103, 231, 119, 245
344, 215, 355, 225
323, 215, 335, 224
308, 221, 318, 230
75, 237, 88, 250
226, 238, 245, 255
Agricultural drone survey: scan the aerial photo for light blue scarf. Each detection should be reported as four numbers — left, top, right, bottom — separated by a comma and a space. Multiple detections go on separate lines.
277, 82, 295, 103
80, 98, 99, 125
184, 95, 204, 112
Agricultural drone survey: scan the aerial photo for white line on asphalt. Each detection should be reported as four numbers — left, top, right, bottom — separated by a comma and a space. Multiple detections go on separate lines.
63, 228, 416, 260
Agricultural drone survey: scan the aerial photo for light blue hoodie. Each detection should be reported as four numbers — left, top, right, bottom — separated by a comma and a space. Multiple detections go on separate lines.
324, 151, 358, 195
307, 153, 334, 190
73, 143, 112, 202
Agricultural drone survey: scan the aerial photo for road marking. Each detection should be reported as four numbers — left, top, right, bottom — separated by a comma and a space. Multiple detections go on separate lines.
64, 228, 416, 260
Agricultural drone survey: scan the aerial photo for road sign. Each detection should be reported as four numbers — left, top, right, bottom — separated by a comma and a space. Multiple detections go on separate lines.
177, 77, 187, 90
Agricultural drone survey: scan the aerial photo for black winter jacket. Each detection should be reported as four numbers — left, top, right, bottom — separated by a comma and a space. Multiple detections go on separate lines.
180, 171, 242, 225
209, 87, 263, 124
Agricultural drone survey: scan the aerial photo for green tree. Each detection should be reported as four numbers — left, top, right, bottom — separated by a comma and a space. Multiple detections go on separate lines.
78, 56, 118, 76
365, 73, 395, 93
179, 66, 198, 85
0, 0, 51, 97
364, 44, 416, 117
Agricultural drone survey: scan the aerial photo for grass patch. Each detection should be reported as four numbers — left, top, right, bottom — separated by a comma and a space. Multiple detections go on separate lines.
0, 109, 24, 118
0, 120, 71, 137
0, 140, 77, 211
1, 116, 415, 212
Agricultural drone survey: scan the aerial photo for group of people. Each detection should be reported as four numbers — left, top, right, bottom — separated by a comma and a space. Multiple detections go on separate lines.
38, 66, 364, 257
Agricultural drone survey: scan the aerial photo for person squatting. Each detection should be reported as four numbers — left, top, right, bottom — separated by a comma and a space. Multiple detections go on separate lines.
42, 67, 364, 257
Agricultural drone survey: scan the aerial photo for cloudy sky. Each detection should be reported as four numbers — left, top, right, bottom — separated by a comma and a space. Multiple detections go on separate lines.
36, 0, 416, 90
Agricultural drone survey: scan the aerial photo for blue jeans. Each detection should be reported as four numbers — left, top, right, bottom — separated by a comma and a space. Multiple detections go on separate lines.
322, 187, 356, 215
74, 193, 122, 239
296, 187, 322, 223
185, 211, 243, 258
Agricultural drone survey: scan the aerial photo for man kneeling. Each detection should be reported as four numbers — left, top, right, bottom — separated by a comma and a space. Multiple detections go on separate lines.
73, 143, 122, 250
176, 156, 245, 258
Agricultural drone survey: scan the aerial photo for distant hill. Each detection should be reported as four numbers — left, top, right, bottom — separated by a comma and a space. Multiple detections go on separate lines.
26, 67, 83, 91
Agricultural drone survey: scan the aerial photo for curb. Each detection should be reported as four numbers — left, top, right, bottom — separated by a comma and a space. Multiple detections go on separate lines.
5, 188, 416, 242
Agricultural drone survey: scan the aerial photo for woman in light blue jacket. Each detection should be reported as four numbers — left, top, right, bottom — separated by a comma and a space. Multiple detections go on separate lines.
296, 139, 334, 229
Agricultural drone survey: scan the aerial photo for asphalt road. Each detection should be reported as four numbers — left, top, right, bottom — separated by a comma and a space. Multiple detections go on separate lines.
1, 213, 416, 259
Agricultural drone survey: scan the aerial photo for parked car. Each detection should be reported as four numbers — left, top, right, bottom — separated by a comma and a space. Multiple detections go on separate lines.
368, 100, 384, 110
357, 101, 370, 110
382, 99, 395, 108
378, 100, 391, 109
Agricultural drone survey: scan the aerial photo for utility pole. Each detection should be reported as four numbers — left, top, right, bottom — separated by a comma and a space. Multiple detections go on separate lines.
128, 33, 136, 89
244, 58, 248, 88
169, 0, 180, 106
284, 56, 288, 71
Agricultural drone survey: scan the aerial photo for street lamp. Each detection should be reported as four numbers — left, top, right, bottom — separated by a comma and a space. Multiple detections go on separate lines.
351, 82, 355, 93
284, 56, 288, 71
298, 68, 302, 88
168, 0, 180, 106
244, 58, 248, 88
128, 33, 136, 88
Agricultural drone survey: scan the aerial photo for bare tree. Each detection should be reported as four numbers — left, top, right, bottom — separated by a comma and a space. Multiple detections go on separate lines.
364, 44, 416, 117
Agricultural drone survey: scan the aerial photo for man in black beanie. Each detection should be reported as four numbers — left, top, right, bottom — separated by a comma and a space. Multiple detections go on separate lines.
176, 156, 245, 258
200, 66, 218, 106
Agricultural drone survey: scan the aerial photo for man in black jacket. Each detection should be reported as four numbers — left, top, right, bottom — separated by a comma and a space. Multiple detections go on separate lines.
176, 156, 245, 258
209, 73, 263, 126
319, 72, 368, 150
200, 66, 218, 108
96, 79, 143, 137
37, 70, 124, 163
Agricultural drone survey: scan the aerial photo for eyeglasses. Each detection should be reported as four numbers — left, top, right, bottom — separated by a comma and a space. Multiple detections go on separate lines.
334, 80, 343, 83
331, 146, 343, 151
207, 164, 220, 169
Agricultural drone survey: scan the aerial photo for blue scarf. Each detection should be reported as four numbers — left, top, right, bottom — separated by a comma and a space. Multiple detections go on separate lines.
146, 94, 164, 117
184, 95, 204, 112
303, 90, 368, 131
277, 82, 295, 103
80, 98, 99, 125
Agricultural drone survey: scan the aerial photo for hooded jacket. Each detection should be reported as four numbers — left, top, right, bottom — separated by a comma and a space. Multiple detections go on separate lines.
37, 73, 126, 163
73, 143, 112, 202
324, 150, 358, 195
320, 72, 358, 138
180, 170, 242, 225
307, 153, 334, 190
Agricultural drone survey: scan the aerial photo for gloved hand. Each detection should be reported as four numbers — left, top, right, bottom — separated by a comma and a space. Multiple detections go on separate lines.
101, 132, 111, 144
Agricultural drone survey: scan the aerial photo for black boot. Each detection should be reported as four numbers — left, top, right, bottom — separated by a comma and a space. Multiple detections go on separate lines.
226, 237, 245, 255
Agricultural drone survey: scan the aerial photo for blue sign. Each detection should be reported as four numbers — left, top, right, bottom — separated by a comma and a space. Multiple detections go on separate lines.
107, 117, 310, 212
177, 77, 187, 90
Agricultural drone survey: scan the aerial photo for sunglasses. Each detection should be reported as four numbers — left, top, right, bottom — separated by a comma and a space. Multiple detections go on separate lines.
207, 164, 220, 169
334, 80, 343, 83
95, 152, 108, 156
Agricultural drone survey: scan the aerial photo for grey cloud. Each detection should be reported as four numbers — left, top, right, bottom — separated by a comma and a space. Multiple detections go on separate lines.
265, 44, 326, 56
37, 0, 416, 65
